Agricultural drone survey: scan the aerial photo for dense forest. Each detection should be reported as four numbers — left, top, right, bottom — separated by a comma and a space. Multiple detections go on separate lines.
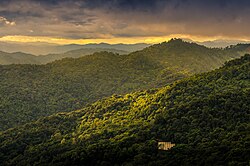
0, 54, 249, 165
0, 39, 249, 131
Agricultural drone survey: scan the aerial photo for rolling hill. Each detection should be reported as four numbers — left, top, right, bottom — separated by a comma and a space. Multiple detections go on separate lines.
0, 39, 249, 131
0, 51, 40, 64
0, 48, 128, 65
0, 54, 249, 165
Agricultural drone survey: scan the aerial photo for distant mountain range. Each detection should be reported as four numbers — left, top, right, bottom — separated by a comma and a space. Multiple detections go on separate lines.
198, 40, 250, 48
0, 42, 150, 55
1, 39, 249, 56
0, 39, 249, 131
1, 39, 250, 65
182, 38, 250, 48
0, 48, 128, 65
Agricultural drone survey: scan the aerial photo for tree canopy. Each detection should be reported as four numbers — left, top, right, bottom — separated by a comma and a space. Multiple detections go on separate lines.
0, 54, 249, 165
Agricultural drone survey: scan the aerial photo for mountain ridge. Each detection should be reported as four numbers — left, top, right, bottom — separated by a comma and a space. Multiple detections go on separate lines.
0, 48, 128, 65
0, 42, 150, 55
0, 39, 250, 65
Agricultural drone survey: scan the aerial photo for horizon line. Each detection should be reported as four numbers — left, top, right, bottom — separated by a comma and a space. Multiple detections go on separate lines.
1, 34, 250, 45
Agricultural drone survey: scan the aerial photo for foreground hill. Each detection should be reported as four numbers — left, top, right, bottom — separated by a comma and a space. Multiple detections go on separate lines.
0, 54, 249, 165
0, 39, 249, 131
0, 48, 128, 65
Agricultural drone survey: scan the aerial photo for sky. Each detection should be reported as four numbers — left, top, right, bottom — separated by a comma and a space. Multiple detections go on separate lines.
0, 0, 250, 45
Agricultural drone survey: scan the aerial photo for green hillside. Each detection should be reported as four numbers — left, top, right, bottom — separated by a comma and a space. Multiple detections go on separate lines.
0, 54, 249, 165
0, 39, 248, 131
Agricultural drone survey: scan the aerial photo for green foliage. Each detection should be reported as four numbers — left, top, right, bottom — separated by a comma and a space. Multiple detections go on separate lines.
0, 54, 249, 165
0, 39, 248, 131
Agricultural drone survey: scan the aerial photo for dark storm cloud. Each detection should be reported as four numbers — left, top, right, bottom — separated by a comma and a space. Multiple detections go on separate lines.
81, 0, 163, 11
79, 0, 250, 12
0, 0, 250, 40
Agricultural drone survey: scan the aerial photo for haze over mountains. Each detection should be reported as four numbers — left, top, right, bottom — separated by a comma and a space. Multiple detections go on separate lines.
197, 40, 250, 48
1, 39, 250, 56
1, 39, 250, 65
0, 42, 150, 55
0, 48, 128, 65
0, 39, 249, 131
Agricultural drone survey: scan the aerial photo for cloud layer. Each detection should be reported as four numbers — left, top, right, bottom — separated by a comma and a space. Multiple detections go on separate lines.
0, 0, 250, 43
0, 16, 15, 26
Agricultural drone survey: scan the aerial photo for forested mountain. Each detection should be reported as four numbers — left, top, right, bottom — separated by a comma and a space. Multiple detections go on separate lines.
0, 54, 249, 165
0, 39, 249, 131
0, 48, 128, 65
0, 51, 40, 64
141, 39, 249, 73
